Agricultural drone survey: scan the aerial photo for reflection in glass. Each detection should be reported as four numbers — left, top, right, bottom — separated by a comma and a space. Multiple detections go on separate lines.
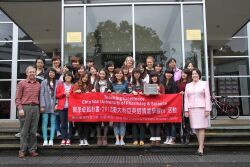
183, 5, 204, 74
87, 6, 132, 68
64, 7, 84, 64
214, 58, 249, 76
213, 38, 248, 56
0, 61, 11, 79
18, 28, 32, 40
0, 42, 12, 60
214, 77, 250, 116
0, 82, 11, 99
135, 5, 182, 68
234, 24, 247, 37
0, 10, 11, 22
0, 101, 10, 119
17, 61, 52, 79
0, 23, 13, 41
18, 42, 43, 59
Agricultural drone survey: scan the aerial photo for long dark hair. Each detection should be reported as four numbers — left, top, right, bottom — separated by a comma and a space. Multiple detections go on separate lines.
97, 68, 108, 81
137, 63, 147, 79
76, 71, 92, 92
163, 69, 175, 86
131, 68, 143, 85
177, 69, 191, 86
46, 67, 57, 97
149, 71, 160, 85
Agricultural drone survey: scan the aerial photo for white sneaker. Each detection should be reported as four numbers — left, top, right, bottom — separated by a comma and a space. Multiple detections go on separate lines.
120, 140, 125, 146
43, 140, 48, 146
167, 138, 176, 145
150, 137, 156, 141
84, 139, 89, 146
115, 140, 120, 146
163, 137, 170, 144
79, 140, 85, 146
15, 133, 21, 138
48, 140, 53, 146
56, 131, 61, 137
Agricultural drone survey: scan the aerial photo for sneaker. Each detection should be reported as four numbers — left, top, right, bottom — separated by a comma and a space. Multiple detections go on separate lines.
74, 131, 79, 137
43, 140, 48, 146
56, 131, 62, 137
36, 133, 41, 137
79, 140, 85, 146
61, 139, 66, 146
120, 140, 125, 146
15, 133, 21, 138
155, 141, 161, 146
18, 151, 25, 158
115, 140, 120, 146
48, 140, 53, 146
29, 150, 39, 157
163, 137, 170, 144
133, 141, 138, 145
139, 140, 144, 146
168, 138, 175, 145
66, 139, 71, 146
84, 139, 89, 146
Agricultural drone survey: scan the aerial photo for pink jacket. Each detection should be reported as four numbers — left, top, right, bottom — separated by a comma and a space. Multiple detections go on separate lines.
184, 80, 211, 112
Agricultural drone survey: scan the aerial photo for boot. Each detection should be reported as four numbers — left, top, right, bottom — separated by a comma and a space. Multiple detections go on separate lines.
97, 136, 102, 146
185, 134, 190, 145
102, 136, 108, 146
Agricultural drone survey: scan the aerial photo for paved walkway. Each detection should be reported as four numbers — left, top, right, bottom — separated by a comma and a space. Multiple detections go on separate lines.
0, 151, 249, 167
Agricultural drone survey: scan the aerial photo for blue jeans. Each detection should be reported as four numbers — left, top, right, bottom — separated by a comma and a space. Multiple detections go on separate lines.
165, 123, 176, 138
42, 113, 56, 140
113, 122, 126, 136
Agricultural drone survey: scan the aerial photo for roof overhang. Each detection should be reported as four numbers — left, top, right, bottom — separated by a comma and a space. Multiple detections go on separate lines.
0, 0, 250, 52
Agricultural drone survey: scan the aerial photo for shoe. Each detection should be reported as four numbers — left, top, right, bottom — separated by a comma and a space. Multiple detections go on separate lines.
102, 136, 108, 146
155, 141, 161, 146
151, 141, 156, 146
18, 151, 25, 158
29, 150, 39, 157
97, 136, 102, 146
196, 151, 204, 156
163, 137, 170, 144
167, 138, 175, 145
74, 131, 79, 137
150, 137, 156, 141
61, 139, 66, 146
79, 140, 85, 146
56, 131, 62, 137
15, 133, 21, 138
36, 133, 41, 137
133, 141, 138, 145
84, 139, 89, 146
115, 140, 120, 146
185, 136, 190, 145
48, 140, 53, 146
139, 140, 144, 146
120, 140, 125, 146
43, 140, 48, 146
66, 139, 71, 146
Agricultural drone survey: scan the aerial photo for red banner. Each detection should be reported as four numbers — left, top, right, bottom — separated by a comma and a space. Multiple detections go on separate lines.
68, 93, 182, 123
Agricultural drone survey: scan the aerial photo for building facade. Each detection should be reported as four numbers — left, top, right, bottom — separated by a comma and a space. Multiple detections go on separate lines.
0, 0, 250, 120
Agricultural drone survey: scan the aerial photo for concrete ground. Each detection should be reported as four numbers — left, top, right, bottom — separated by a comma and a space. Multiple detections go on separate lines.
0, 150, 250, 167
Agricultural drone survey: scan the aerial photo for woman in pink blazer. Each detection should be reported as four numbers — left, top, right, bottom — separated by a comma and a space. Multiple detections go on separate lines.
184, 68, 211, 156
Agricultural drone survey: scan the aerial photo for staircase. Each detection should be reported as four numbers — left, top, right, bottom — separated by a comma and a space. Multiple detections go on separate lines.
1, 119, 250, 155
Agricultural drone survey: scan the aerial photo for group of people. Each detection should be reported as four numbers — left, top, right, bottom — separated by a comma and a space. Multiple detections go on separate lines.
15, 54, 211, 158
